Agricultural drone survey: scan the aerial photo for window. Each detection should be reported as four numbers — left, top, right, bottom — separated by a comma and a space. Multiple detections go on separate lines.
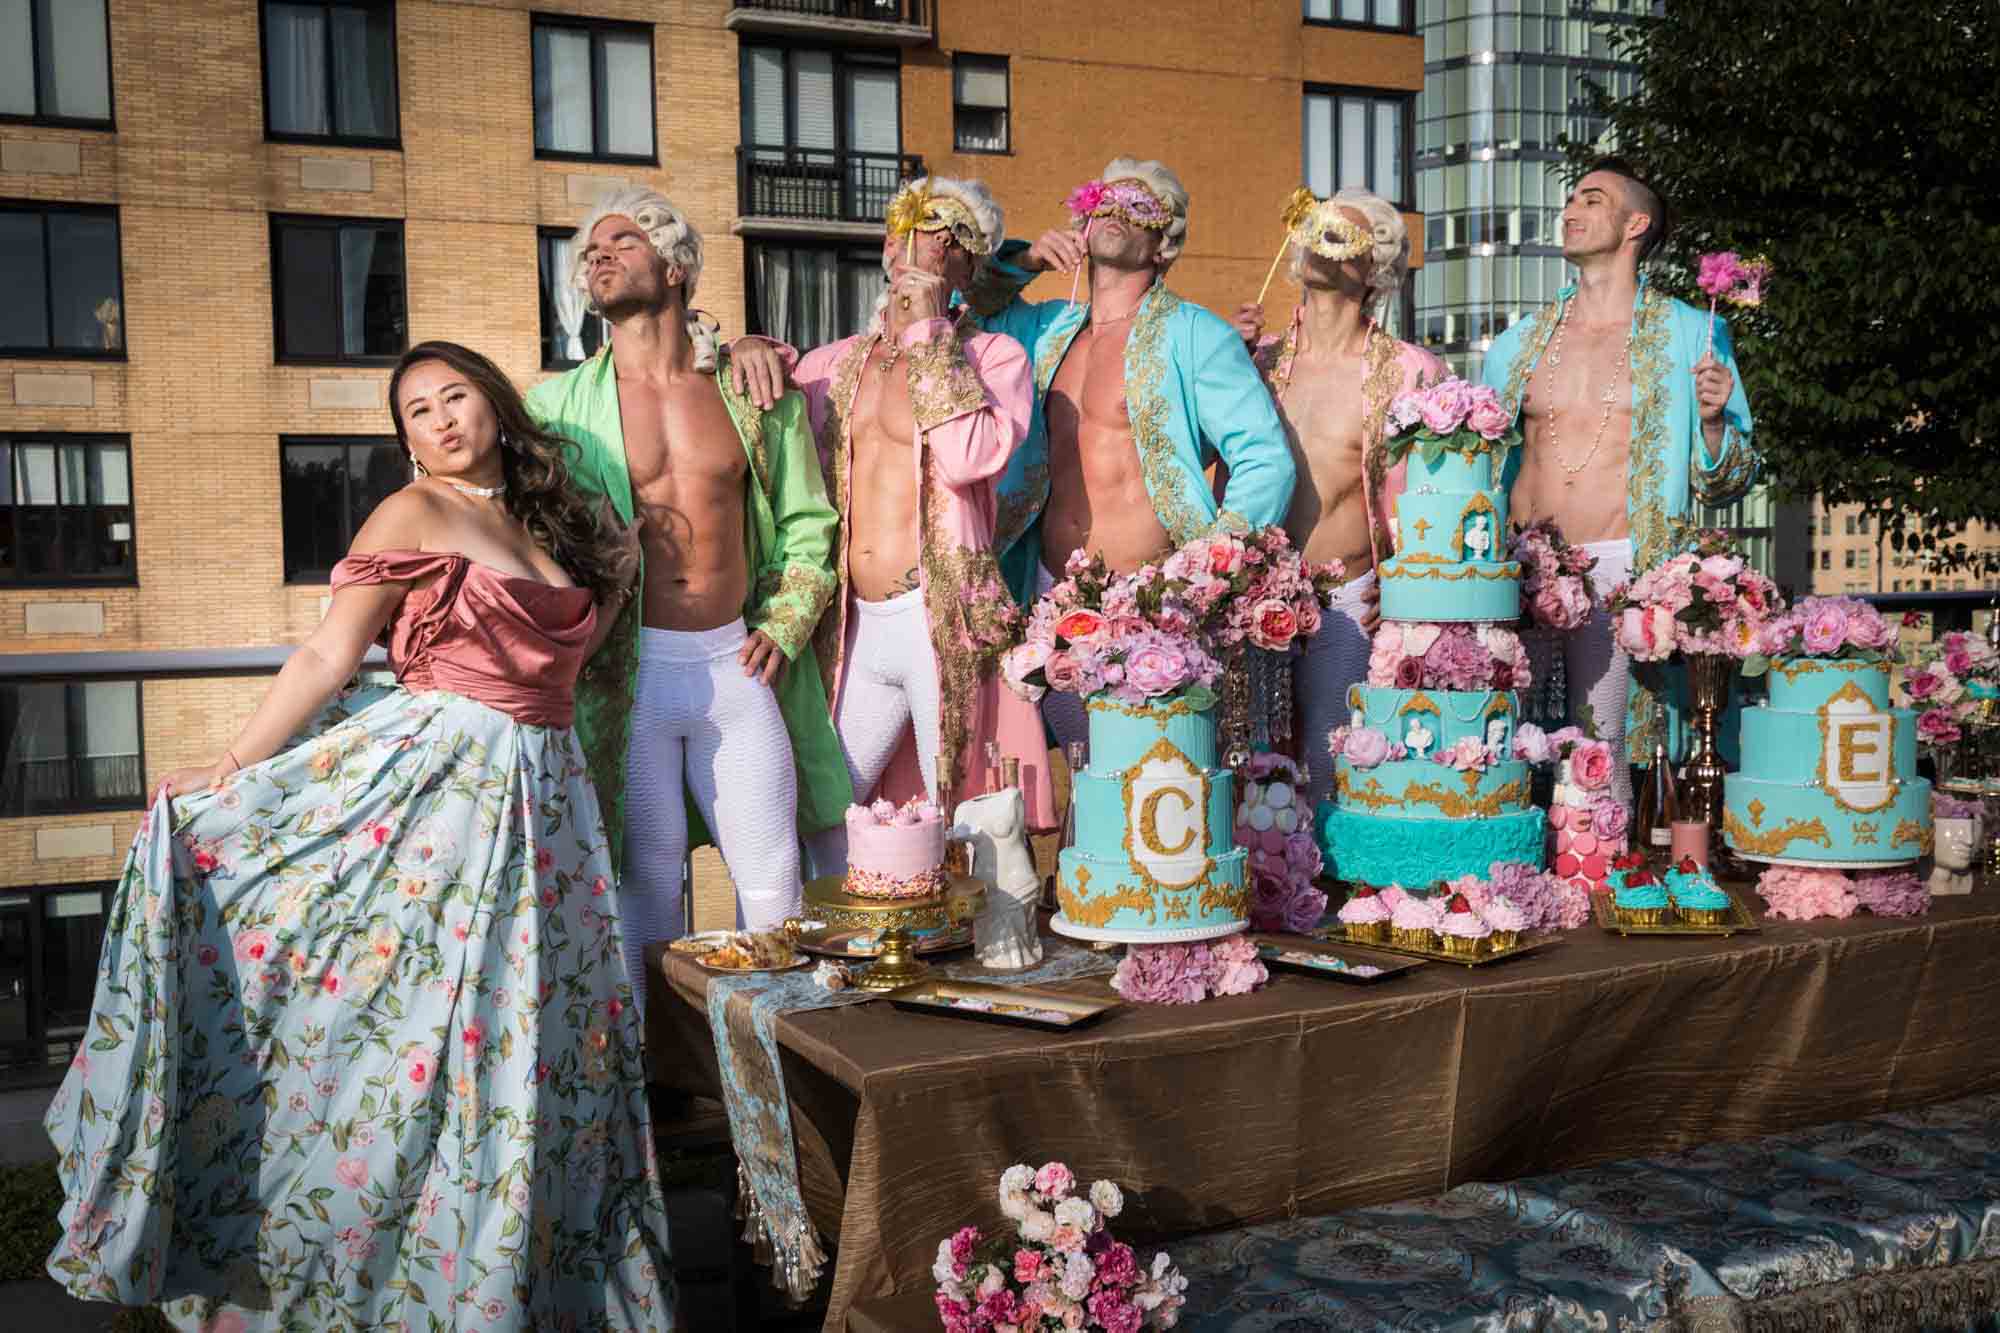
270, 214, 406, 363
260, 1, 399, 145
1303, 0, 1409, 30
0, 681, 143, 817
0, 879, 118, 1085
1303, 87, 1412, 209
1819, 513, 1831, 535
1844, 549, 1856, 569
740, 44, 905, 222
1819, 550, 1830, 571
745, 241, 887, 349
953, 54, 1008, 153
1, 435, 134, 585
0, 1, 113, 128
538, 230, 610, 369
1843, 515, 1855, 535
0, 202, 124, 357
532, 15, 655, 163
1858, 550, 1870, 570
280, 436, 405, 581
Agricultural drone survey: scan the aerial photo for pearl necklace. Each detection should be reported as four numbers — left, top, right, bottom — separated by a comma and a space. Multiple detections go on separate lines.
442, 478, 505, 499
1539, 302, 1635, 485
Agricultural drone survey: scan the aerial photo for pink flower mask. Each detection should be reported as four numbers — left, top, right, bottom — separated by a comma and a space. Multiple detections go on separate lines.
1063, 178, 1174, 231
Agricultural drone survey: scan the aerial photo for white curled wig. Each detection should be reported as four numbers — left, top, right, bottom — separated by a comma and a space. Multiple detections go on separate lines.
869, 175, 1007, 332
1291, 188, 1409, 319
1101, 156, 1190, 268
569, 187, 719, 370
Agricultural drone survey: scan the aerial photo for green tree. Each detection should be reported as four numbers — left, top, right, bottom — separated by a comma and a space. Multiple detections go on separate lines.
1567, 0, 2000, 569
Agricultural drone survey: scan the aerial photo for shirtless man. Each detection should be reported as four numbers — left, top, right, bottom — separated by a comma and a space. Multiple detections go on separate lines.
792, 177, 1052, 864
1482, 157, 1757, 802
528, 189, 849, 1012
1231, 189, 1444, 803
979, 157, 1296, 750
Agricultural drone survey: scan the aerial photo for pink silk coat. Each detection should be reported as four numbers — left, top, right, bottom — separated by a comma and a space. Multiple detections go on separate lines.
1253, 309, 1448, 567
795, 315, 1057, 830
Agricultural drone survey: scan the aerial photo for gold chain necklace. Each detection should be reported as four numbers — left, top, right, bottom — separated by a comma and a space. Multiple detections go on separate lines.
1539, 302, 1635, 485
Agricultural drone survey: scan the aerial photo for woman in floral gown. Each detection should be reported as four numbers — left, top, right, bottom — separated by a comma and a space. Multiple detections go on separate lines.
43, 341, 677, 1331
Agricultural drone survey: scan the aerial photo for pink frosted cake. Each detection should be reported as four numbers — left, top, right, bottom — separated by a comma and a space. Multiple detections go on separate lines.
845, 798, 948, 899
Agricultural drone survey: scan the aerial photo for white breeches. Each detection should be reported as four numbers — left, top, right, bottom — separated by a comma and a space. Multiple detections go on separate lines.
1297, 571, 1377, 807
1036, 563, 1090, 756
621, 619, 801, 1016
804, 590, 943, 876
1525, 538, 1636, 807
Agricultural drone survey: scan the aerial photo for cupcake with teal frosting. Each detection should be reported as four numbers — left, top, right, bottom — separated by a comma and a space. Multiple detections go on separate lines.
1666, 857, 1732, 925
1611, 860, 1669, 925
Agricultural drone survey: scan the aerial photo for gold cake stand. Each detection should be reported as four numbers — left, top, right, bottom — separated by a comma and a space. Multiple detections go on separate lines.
791, 873, 986, 992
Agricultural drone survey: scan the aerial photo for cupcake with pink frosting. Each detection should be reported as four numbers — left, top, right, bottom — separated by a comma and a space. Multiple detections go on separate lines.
1389, 894, 1441, 950
1436, 894, 1493, 957
1477, 895, 1528, 951
1337, 886, 1391, 944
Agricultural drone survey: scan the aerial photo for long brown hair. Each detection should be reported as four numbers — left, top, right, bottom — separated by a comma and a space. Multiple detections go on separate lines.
387, 341, 637, 605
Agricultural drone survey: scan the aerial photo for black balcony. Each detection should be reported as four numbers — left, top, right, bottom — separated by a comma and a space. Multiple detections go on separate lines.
737, 146, 926, 228
1, 752, 144, 817
725, 0, 932, 46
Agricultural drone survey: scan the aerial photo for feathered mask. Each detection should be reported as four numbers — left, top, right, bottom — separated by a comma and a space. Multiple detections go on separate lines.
1063, 177, 1175, 231
885, 180, 991, 263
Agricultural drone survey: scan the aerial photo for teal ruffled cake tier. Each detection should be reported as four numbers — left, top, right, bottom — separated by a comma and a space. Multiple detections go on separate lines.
1316, 801, 1545, 890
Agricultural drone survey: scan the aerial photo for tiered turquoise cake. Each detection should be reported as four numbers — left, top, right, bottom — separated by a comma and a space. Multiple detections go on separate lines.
1377, 447, 1522, 623
1315, 438, 1546, 888
1723, 658, 1932, 866
1052, 696, 1249, 943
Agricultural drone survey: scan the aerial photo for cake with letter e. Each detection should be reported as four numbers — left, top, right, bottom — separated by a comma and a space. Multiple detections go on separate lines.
1724, 655, 1932, 867
1053, 696, 1250, 943
1316, 380, 1546, 889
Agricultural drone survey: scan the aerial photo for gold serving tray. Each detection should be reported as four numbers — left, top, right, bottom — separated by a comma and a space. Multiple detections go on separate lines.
1311, 925, 1558, 968
799, 873, 985, 932
792, 923, 974, 960
1251, 937, 1424, 984
1592, 889, 1761, 938
886, 979, 1121, 1031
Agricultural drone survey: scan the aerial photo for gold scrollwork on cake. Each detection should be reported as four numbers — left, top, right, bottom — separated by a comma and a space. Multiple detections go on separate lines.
1768, 656, 1883, 685
1747, 798, 1766, 827
1382, 562, 1522, 583
1891, 818, 1933, 855
1394, 552, 1455, 565
1399, 691, 1440, 716
1198, 877, 1252, 918
1085, 694, 1210, 721
1336, 771, 1404, 812
1162, 893, 1190, 922
1482, 694, 1514, 719
1723, 807, 1833, 856
1403, 778, 1528, 819
1056, 866, 1158, 929
1852, 820, 1880, 845
1448, 492, 1498, 560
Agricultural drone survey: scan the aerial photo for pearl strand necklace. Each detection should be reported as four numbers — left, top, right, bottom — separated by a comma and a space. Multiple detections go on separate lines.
1539, 303, 1635, 486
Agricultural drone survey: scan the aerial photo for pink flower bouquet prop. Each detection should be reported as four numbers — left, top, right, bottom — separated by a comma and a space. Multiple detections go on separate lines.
1509, 519, 1600, 633
1902, 630, 1999, 751
1755, 865, 1929, 921
1237, 754, 1327, 934
1366, 622, 1532, 692
1003, 528, 1343, 708
1604, 530, 1785, 664
934, 1162, 1188, 1332
1111, 935, 1267, 1005
1696, 250, 1772, 361
1383, 375, 1516, 466
1756, 595, 1896, 663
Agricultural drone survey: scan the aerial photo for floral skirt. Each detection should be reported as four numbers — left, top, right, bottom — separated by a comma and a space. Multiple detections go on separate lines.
42, 686, 676, 1331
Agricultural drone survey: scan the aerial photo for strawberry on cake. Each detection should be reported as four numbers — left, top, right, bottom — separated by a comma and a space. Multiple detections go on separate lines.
844, 798, 948, 899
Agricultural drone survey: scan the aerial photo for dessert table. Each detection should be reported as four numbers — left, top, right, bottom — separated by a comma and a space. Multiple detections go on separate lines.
648, 897, 2000, 1332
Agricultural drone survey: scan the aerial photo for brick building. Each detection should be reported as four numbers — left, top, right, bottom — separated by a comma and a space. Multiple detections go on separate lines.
1807, 500, 2000, 599
0, 0, 1422, 1080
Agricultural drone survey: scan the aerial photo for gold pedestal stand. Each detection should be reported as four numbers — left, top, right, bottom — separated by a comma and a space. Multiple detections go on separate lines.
798, 873, 985, 993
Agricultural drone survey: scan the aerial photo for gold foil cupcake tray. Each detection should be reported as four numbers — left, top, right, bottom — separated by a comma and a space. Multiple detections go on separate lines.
1592, 890, 1761, 937
1312, 927, 1558, 968
886, 979, 1121, 1031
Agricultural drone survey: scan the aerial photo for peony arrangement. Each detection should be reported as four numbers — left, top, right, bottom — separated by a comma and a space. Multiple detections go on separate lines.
934, 1162, 1187, 1332
1753, 864, 1932, 921
1756, 595, 1896, 662
1383, 375, 1517, 465
1111, 936, 1267, 1005
1508, 520, 1600, 632
1604, 530, 1785, 663
1901, 630, 1999, 751
1236, 753, 1326, 934
1003, 529, 1342, 707
1366, 622, 1532, 692
1325, 724, 1405, 771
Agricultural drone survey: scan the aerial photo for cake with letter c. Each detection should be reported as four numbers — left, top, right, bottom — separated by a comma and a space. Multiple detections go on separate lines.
844, 798, 947, 899
1723, 657, 1932, 866
1052, 696, 1249, 943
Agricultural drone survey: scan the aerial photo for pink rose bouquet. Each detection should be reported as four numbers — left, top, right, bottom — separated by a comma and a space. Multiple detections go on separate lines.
935, 1161, 1187, 1332
1757, 595, 1896, 663
1236, 754, 1326, 934
1366, 622, 1532, 692
1111, 936, 1268, 1005
1604, 530, 1784, 663
1901, 629, 1997, 757
1004, 527, 1341, 707
1508, 519, 1599, 632
1755, 866, 1859, 921
1383, 375, 1520, 468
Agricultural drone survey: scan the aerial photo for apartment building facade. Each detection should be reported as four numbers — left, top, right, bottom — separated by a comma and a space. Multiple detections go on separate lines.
0, 1, 1422, 1080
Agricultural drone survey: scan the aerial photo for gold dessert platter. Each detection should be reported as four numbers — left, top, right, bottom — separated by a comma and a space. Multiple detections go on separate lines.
789, 873, 986, 992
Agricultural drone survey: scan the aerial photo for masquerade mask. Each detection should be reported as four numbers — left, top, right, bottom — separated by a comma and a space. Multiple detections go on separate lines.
885, 181, 991, 260
1063, 178, 1175, 231
1281, 188, 1371, 261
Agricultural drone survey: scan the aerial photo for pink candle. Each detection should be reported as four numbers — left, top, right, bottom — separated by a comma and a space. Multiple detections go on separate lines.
1670, 820, 1710, 867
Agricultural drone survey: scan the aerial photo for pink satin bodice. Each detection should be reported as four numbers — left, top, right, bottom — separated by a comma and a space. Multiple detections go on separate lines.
330, 549, 597, 727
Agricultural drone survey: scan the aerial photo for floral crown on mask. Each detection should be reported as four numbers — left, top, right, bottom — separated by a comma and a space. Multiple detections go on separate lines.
1063, 177, 1175, 231
1280, 188, 1371, 261
885, 180, 991, 256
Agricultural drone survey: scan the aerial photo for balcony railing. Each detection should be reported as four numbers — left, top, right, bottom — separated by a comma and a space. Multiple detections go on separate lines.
725, 0, 932, 45
734, 0, 926, 21
1, 753, 145, 817
737, 146, 926, 226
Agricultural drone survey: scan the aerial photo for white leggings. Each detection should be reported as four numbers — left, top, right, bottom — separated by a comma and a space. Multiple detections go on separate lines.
1525, 538, 1636, 807
1297, 571, 1376, 806
805, 590, 942, 875
621, 620, 801, 1015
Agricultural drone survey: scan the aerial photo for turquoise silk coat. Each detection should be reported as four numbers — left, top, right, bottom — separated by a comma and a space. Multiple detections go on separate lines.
972, 241, 1297, 604
1480, 274, 1759, 761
